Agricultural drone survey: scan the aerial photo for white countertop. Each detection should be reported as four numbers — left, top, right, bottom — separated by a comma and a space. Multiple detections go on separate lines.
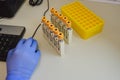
0, 0, 120, 80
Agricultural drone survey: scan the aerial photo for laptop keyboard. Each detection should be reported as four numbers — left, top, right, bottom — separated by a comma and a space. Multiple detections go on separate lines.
0, 34, 20, 61
0, 25, 25, 61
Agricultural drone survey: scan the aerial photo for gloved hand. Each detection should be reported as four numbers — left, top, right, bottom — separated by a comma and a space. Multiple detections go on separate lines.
6, 37, 41, 80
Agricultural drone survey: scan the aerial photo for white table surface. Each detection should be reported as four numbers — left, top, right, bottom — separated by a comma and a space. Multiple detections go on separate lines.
0, 0, 120, 80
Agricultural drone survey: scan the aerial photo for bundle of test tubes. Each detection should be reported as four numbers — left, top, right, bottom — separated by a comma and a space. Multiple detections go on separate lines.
50, 8, 73, 44
42, 16, 64, 56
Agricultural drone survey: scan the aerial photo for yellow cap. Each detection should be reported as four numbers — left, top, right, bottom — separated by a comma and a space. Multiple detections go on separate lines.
45, 20, 51, 26
42, 16, 46, 23
49, 24, 54, 31
53, 28, 59, 35
66, 20, 71, 28
58, 32, 64, 40
54, 10, 59, 16
62, 16, 68, 23
58, 14, 63, 19
50, 8, 55, 13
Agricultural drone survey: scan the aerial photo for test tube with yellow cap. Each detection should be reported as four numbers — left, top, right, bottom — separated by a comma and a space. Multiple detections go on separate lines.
56, 13, 63, 30
53, 28, 59, 48
49, 24, 55, 42
65, 20, 73, 44
60, 16, 68, 32
50, 8, 55, 24
42, 16, 46, 34
51, 10, 59, 25
54, 11, 59, 27
45, 20, 51, 38
58, 32, 64, 56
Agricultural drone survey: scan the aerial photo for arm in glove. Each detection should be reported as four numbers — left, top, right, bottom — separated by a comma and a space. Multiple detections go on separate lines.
6, 37, 41, 80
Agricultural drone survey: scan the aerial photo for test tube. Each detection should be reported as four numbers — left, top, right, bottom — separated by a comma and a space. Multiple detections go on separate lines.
64, 21, 73, 44
60, 16, 68, 32
65, 21, 71, 39
57, 14, 63, 31
49, 24, 55, 42
53, 28, 59, 48
58, 32, 64, 56
42, 16, 46, 34
50, 8, 55, 24
53, 10, 59, 26
44, 20, 50, 38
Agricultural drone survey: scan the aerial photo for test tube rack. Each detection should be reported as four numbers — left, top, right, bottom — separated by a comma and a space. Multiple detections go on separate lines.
42, 16, 64, 56
41, 8, 73, 56
50, 8, 73, 44
61, 1, 104, 39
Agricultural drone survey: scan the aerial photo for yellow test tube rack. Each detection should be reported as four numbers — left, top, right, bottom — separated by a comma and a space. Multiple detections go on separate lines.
61, 1, 104, 39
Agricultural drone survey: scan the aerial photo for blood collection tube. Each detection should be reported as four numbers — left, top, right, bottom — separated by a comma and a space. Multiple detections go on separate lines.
49, 24, 55, 42
42, 16, 46, 34
57, 14, 63, 31
53, 28, 59, 48
54, 10, 59, 26
50, 8, 55, 24
58, 32, 64, 55
59, 16, 67, 32
65, 20, 72, 44
45, 20, 50, 38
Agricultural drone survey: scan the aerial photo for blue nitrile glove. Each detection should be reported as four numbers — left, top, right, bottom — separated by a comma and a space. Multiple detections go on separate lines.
6, 37, 41, 80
